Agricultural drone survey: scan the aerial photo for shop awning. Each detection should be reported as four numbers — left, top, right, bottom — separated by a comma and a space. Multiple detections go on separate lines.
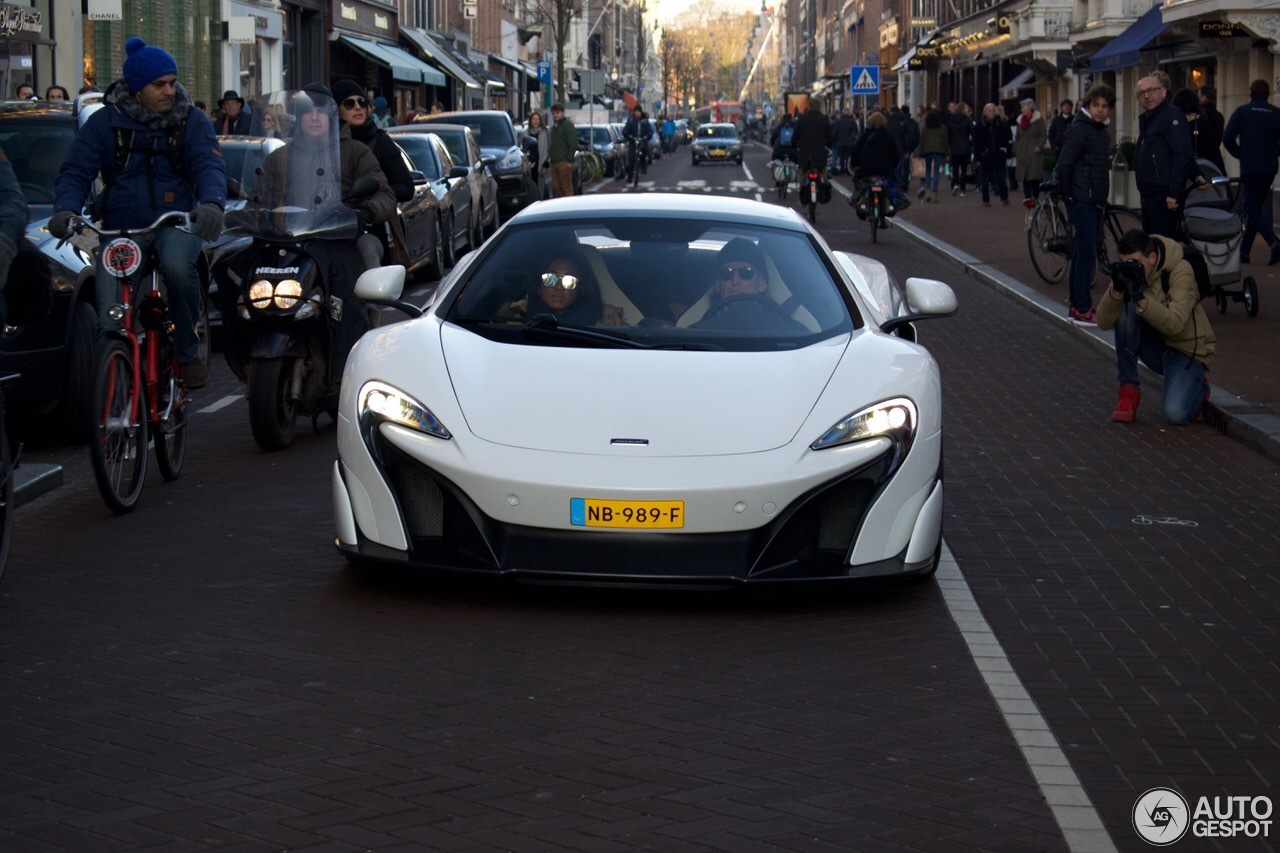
998, 67, 1035, 98
337, 34, 446, 86
401, 27, 484, 90
1089, 5, 1167, 71
892, 47, 916, 72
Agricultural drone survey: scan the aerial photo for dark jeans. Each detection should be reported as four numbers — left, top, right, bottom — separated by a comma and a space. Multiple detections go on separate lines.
979, 166, 1007, 203
1068, 200, 1101, 313
896, 156, 911, 193
1140, 193, 1181, 240
949, 154, 969, 190
1112, 302, 1209, 424
1241, 172, 1278, 253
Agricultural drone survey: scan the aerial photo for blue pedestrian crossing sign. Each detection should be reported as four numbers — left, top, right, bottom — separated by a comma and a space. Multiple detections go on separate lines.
850, 65, 880, 95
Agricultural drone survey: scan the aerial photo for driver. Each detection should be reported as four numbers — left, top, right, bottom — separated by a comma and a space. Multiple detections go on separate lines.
693, 238, 807, 333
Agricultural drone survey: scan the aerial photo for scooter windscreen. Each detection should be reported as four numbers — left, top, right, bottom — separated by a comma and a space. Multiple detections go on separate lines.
225, 90, 359, 241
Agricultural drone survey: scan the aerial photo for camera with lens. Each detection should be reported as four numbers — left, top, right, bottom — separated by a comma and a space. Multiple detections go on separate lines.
1110, 259, 1147, 301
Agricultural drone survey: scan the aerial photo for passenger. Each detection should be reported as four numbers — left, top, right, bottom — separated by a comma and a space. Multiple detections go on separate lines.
692, 238, 807, 333
502, 248, 627, 326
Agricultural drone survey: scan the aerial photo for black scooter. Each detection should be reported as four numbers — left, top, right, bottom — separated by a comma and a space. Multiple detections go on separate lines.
217, 176, 380, 451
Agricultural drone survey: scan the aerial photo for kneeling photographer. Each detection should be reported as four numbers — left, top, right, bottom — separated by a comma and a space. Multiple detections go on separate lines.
1097, 229, 1215, 424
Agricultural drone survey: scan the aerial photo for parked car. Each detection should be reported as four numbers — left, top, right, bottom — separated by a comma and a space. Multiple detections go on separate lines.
0, 102, 114, 438
415, 111, 535, 219
385, 129, 476, 265
577, 125, 620, 177
394, 124, 498, 248
691, 122, 744, 166
335, 193, 956, 584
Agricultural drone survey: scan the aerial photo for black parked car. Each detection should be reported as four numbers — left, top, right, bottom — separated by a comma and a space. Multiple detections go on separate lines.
0, 102, 103, 438
386, 128, 481, 262
415, 111, 535, 219
393, 124, 499, 248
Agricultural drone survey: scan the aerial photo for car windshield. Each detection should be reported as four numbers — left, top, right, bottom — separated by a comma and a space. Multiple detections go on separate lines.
698, 125, 736, 140
577, 126, 612, 145
393, 135, 441, 179
429, 130, 469, 166
445, 217, 858, 351
446, 115, 513, 149
0, 117, 74, 204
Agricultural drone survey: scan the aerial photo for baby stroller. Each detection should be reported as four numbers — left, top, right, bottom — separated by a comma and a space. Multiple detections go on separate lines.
1181, 165, 1258, 317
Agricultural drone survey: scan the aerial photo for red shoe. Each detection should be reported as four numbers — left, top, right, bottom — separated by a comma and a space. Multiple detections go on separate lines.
1111, 383, 1140, 423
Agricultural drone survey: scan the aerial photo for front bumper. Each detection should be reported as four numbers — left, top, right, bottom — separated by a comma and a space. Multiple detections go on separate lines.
334, 424, 943, 586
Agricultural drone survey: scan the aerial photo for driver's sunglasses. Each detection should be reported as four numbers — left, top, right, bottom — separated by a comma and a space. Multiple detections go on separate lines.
540, 272, 579, 290
718, 265, 756, 281
342, 97, 370, 109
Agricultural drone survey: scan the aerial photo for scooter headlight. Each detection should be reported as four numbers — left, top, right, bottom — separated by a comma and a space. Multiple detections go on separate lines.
274, 279, 303, 309
248, 279, 274, 309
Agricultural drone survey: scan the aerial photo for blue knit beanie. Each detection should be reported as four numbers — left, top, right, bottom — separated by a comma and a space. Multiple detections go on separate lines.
122, 37, 178, 94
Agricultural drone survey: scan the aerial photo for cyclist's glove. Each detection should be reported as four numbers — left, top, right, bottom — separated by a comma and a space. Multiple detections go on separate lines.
0, 233, 16, 291
47, 209, 75, 240
190, 203, 225, 242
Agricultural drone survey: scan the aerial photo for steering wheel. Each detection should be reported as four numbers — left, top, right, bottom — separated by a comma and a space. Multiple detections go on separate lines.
20, 183, 55, 203
698, 293, 793, 323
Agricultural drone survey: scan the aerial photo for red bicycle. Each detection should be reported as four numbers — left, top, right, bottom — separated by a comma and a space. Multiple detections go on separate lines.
66, 212, 193, 514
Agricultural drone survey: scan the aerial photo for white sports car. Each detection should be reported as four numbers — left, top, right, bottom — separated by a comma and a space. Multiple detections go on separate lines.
334, 194, 956, 586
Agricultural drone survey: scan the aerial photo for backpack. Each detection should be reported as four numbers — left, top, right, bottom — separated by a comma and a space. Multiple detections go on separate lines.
1161, 243, 1214, 302
778, 124, 795, 146
97, 113, 191, 213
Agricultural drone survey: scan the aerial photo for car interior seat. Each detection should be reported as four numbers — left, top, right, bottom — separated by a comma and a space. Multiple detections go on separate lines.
675, 250, 820, 331
575, 242, 644, 324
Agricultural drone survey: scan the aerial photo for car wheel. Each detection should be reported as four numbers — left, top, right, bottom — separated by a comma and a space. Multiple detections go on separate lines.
422, 214, 445, 281
51, 300, 98, 442
487, 197, 503, 237
472, 207, 485, 248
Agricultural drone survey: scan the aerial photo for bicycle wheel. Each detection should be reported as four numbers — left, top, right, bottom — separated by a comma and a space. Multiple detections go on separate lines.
1098, 206, 1142, 277
153, 336, 187, 482
88, 339, 148, 514
1027, 202, 1070, 283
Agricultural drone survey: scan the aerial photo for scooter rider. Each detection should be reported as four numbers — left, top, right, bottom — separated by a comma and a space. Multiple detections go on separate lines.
48, 37, 225, 388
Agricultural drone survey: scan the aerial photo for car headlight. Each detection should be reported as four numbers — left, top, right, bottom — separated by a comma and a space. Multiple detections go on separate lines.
358, 380, 451, 439
811, 398, 917, 456
498, 149, 523, 170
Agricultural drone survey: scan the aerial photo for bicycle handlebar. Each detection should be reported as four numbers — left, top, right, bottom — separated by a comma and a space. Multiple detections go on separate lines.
67, 210, 193, 240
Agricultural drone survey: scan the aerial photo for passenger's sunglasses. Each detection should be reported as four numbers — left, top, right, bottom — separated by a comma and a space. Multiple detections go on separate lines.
342, 97, 370, 109
718, 265, 756, 281
541, 272, 579, 290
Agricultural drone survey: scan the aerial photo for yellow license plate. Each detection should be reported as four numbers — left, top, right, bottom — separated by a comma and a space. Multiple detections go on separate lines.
570, 498, 685, 529
710, 150, 726, 157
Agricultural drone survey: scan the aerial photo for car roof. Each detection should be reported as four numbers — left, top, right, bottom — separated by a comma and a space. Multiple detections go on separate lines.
701, 123, 736, 131
508, 193, 811, 233
0, 101, 73, 120
391, 123, 469, 135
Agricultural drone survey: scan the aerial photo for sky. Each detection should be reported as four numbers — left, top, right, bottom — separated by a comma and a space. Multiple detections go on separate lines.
650, 0, 766, 28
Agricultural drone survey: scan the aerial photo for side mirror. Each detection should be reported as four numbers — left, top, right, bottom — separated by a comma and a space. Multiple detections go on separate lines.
449, 165, 470, 179
354, 264, 421, 318
480, 155, 497, 167
408, 169, 428, 185
879, 277, 957, 336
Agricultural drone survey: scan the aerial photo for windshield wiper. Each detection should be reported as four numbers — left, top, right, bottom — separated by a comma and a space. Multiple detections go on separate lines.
521, 313, 646, 348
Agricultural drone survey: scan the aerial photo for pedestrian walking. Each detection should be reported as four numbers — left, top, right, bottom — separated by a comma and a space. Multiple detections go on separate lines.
917, 109, 948, 202
526, 110, 550, 200
1014, 98, 1046, 205
1134, 72, 1198, 239
548, 103, 576, 198
1048, 99, 1073, 156
832, 110, 856, 175
1196, 86, 1227, 174
972, 103, 1011, 206
1224, 79, 1280, 264
946, 102, 973, 195
1053, 83, 1116, 326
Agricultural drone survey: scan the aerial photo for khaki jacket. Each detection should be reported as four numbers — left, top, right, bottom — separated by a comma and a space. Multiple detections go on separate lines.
1096, 236, 1216, 367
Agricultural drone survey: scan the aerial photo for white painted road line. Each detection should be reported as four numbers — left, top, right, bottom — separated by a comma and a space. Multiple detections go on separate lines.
196, 395, 241, 415
937, 542, 1117, 853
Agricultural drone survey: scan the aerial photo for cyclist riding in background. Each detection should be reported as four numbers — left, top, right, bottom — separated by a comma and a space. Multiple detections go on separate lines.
770, 112, 799, 164
49, 36, 225, 389
793, 100, 834, 178
621, 106, 653, 175
849, 111, 907, 211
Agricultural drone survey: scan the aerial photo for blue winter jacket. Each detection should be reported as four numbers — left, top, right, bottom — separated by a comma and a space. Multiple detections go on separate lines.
54, 80, 226, 228
1223, 95, 1280, 177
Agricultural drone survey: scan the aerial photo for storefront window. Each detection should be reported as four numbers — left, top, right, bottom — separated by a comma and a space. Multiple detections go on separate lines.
238, 41, 262, 102
84, 0, 222, 106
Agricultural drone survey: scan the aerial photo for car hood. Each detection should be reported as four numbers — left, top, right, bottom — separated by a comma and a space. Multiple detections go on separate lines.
441, 324, 848, 455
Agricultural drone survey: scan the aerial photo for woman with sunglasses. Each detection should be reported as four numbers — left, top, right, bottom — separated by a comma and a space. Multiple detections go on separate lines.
501, 248, 626, 326
255, 106, 282, 138
332, 79, 414, 205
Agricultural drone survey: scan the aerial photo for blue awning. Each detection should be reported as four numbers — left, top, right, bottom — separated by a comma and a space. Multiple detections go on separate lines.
401, 27, 484, 91
1089, 5, 1167, 72
338, 34, 447, 86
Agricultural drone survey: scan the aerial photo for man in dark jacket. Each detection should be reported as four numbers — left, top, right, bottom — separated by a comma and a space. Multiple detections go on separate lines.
972, 103, 1011, 205
1053, 83, 1116, 325
49, 37, 225, 388
1048, 99, 1073, 156
1134, 72, 1197, 239
215, 90, 253, 136
793, 101, 833, 176
831, 111, 856, 175
547, 103, 576, 198
1223, 79, 1280, 265
945, 102, 973, 195
0, 151, 28, 324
